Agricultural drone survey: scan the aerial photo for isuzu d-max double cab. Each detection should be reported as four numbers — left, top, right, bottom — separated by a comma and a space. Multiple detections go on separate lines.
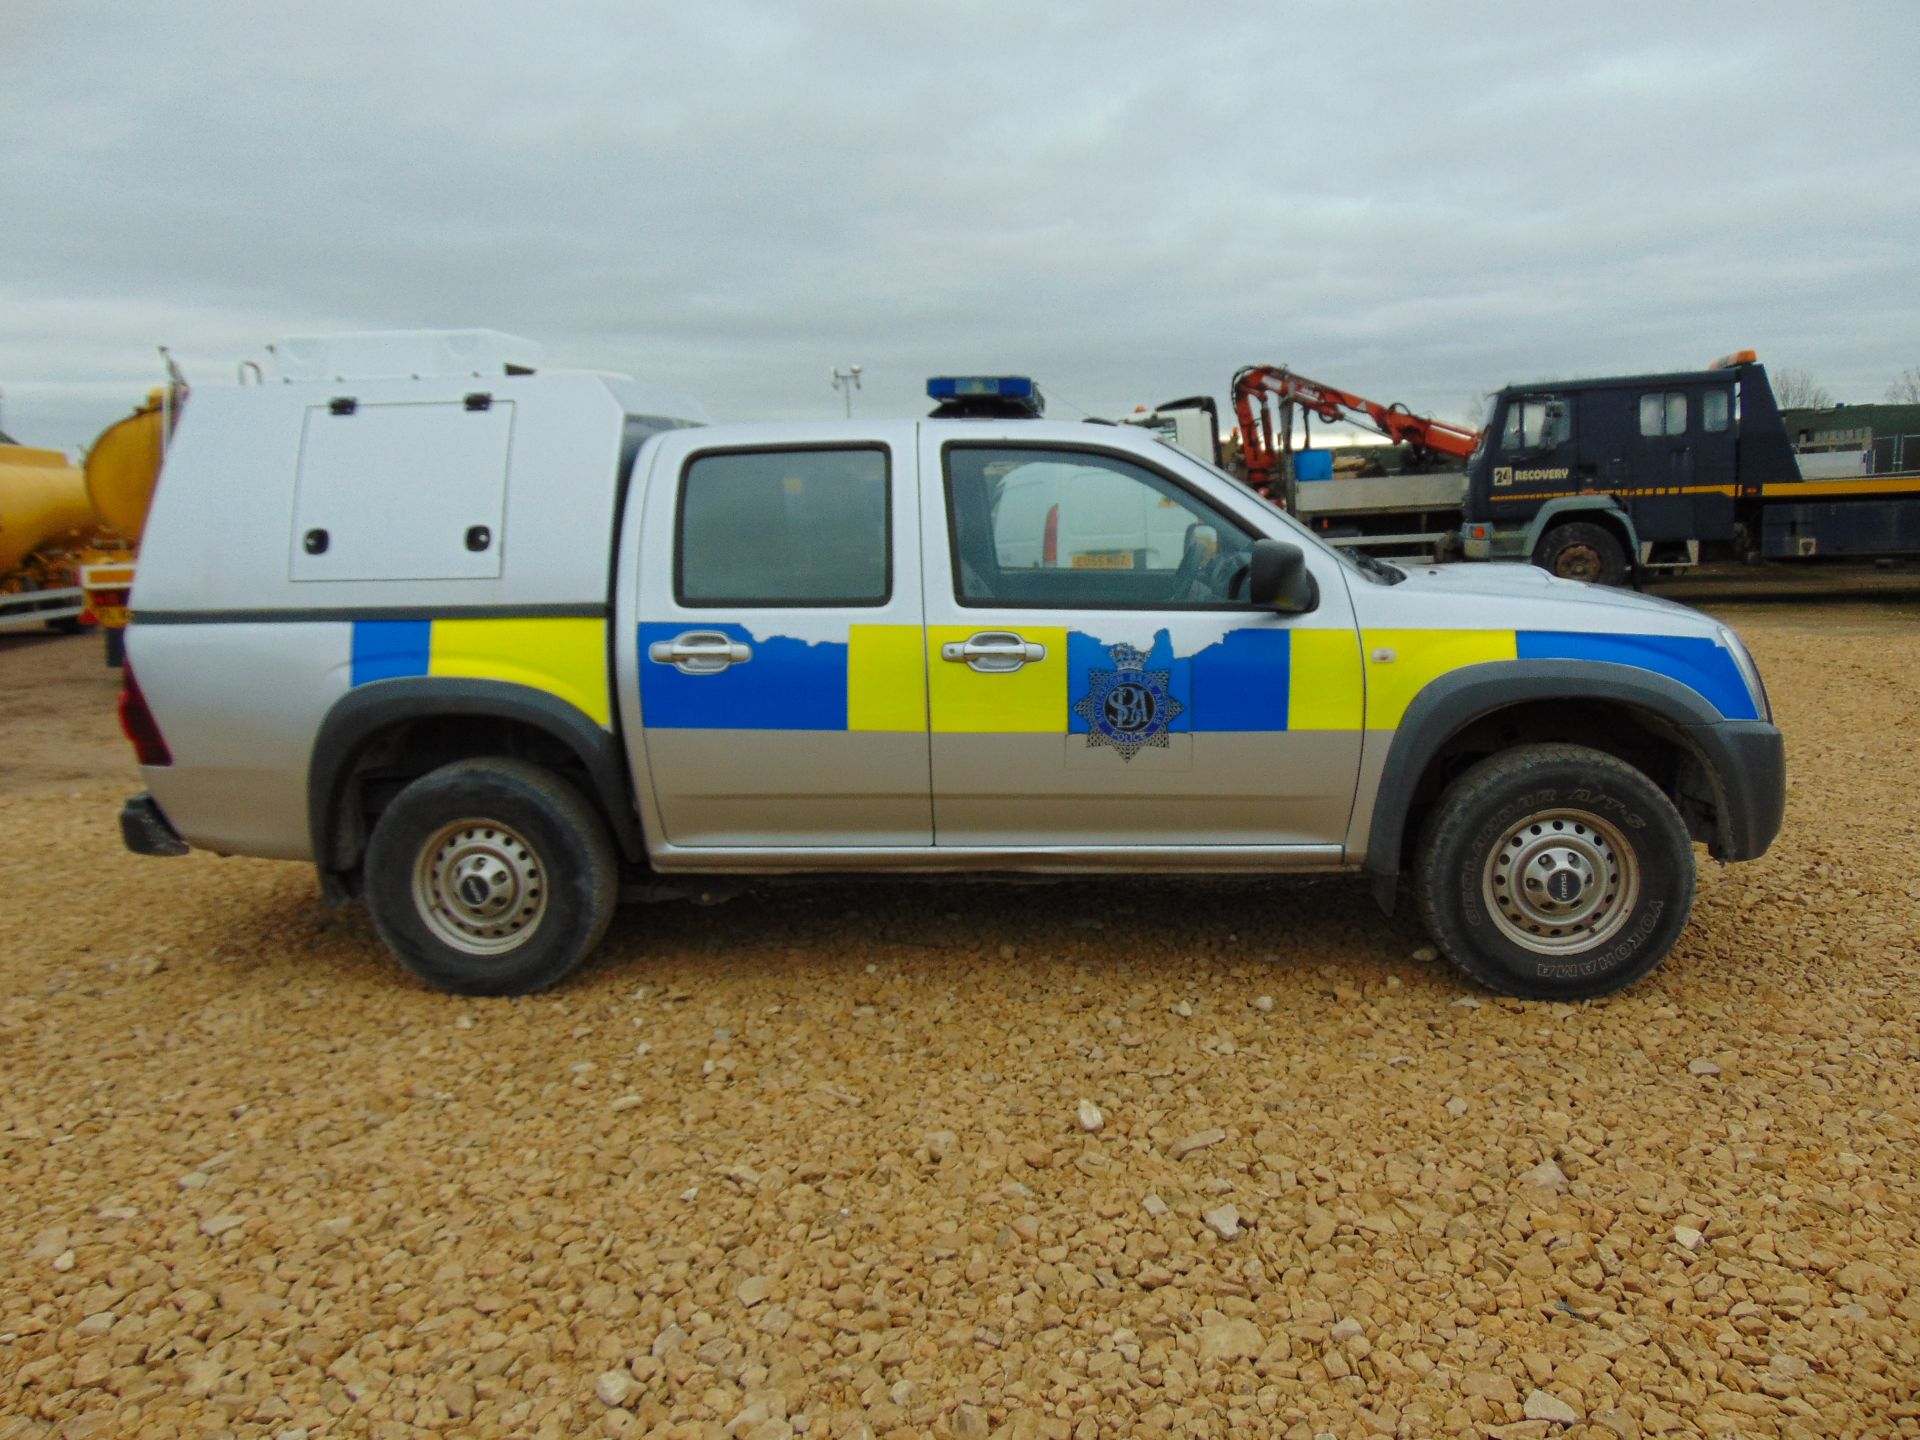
118, 334, 1785, 999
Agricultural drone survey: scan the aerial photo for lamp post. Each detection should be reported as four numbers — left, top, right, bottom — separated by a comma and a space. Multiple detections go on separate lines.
831, 365, 863, 418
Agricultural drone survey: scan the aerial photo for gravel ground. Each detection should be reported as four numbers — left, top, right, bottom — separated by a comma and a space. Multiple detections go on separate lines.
2, 595, 1917, 1440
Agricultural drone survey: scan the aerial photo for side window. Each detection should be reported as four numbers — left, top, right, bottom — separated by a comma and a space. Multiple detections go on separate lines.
946, 446, 1256, 608
1703, 390, 1731, 433
677, 447, 888, 606
1499, 396, 1570, 451
1640, 391, 1689, 437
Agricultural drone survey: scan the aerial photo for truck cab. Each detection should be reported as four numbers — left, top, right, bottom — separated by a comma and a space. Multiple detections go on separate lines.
1463, 357, 1799, 581
117, 334, 1786, 1003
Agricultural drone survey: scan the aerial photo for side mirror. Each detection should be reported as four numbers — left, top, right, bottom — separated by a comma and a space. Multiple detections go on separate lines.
1248, 539, 1317, 613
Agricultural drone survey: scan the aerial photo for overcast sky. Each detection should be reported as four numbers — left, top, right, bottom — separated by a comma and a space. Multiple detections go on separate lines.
4, 2, 1917, 453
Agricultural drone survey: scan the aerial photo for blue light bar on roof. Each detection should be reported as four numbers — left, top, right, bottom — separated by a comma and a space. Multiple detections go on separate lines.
927, 376, 1036, 400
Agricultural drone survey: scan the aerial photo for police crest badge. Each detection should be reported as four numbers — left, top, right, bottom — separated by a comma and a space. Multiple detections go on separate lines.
1073, 642, 1184, 761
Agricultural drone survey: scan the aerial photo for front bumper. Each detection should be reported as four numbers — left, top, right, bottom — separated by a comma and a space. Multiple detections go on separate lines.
121, 792, 189, 857
1688, 720, 1786, 861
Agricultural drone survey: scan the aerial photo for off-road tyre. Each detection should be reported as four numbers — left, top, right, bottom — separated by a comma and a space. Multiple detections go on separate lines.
364, 758, 617, 996
1532, 521, 1630, 586
1412, 743, 1693, 999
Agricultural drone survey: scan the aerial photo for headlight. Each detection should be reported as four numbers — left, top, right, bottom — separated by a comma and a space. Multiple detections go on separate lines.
1717, 625, 1771, 722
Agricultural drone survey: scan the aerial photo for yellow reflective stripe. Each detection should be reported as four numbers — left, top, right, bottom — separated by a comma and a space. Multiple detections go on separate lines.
926, 625, 1067, 733
429, 617, 611, 727
1288, 628, 1365, 730
847, 623, 928, 732
1362, 628, 1516, 729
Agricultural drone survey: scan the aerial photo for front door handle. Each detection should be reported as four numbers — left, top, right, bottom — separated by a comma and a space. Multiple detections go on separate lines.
940, 631, 1047, 673
648, 630, 752, 675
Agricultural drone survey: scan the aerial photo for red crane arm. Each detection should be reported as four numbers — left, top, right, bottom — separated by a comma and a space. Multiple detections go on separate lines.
1230, 364, 1482, 497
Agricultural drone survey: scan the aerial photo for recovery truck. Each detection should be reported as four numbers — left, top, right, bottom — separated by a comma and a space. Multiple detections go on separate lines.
1151, 353, 1920, 585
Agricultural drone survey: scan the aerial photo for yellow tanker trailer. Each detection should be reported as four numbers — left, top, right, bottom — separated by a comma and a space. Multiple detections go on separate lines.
77, 389, 174, 663
0, 438, 96, 631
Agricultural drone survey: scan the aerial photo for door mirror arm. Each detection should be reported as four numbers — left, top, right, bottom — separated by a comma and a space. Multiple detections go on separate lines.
1247, 539, 1318, 613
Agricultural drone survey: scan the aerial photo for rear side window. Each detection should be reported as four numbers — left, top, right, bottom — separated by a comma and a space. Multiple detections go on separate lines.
1639, 392, 1688, 436
677, 447, 889, 606
1703, 390, 1731, 432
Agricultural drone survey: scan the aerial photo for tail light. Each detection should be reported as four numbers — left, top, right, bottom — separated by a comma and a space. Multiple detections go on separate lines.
118, 663, 172, 767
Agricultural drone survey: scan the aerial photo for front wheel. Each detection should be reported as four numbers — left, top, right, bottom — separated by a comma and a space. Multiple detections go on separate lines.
1412, 744, 1694, 999
364, 758, 618, 995
1532, 521, 1629, 586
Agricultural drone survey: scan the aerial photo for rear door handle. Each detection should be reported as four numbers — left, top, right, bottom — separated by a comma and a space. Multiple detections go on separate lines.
940, 631, 1047, 673
648, 630, 752, 674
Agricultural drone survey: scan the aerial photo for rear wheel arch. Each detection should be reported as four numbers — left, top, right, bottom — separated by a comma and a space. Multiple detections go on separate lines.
308, 679, 644, 894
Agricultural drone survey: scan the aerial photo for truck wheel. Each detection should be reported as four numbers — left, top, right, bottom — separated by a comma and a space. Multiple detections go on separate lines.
1532, 522, 1628, 585
1412, 743, 1694, 999
363, 758, 617, 996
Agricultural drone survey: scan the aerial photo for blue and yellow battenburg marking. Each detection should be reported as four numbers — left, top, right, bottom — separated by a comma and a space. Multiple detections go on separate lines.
636, 623, 924, 731
635, 621, 1758, 732
351, 618, 612, 727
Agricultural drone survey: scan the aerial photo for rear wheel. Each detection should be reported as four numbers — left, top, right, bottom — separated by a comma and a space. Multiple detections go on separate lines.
1532, 521, 1629, 586
364, 758, 617, 995
1413, 743, 1693, 999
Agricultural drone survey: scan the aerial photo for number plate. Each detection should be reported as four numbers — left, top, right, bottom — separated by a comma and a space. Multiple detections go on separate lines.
1071, 551, 1134, 570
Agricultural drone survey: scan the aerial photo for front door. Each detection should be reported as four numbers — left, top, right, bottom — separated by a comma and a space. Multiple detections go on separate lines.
630, 427, 931, 846
1633, 388, 1696, 542
920, 434, 1364, 850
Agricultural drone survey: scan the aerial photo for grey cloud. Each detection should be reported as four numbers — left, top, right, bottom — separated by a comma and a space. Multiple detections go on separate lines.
3, 1, 1916, 451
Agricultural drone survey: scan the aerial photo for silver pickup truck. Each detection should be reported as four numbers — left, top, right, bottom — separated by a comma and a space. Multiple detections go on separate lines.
117, 333, 1785, 1000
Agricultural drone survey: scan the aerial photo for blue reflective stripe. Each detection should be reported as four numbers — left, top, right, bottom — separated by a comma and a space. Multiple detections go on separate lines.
1189, 628, 1290, 732
1065, 628, 1289, 733
638, 623, 848, 730
351, 619, 431, 684
1516, 630, 1758, 720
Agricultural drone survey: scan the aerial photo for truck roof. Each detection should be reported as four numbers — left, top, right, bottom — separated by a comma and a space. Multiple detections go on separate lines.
1497, 362, 1758, 396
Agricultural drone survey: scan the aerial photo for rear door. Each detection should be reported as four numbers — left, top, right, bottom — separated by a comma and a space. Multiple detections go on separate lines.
919, 430, 1364, 852
625, 425, 931, 847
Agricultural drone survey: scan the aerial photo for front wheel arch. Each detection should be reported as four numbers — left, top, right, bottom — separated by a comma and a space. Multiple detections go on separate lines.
1361, 662, 1739, 892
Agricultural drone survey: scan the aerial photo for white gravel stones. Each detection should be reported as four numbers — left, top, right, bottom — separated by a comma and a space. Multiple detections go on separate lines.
593, 1369, 636, 1407
1141, 1193, 1168, 1217
1445, 1095, 1470, 1117
1202, 1205, 1240, 1240
1524, 1389, 1581, 1425
1410, 945, 1438, 962
1329, 1317, 1364, 1343
736, 1274, 771, 1307
1076, 1098, 1104, 1132
1688, 1057, 1723, 1075
1252, 994, 1275, 1012
197, 1214, 247, 1237
1520, 1160, 1570, 1193
1673, 1224, 1707, 1250
1170, 1126, 1226, 1159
